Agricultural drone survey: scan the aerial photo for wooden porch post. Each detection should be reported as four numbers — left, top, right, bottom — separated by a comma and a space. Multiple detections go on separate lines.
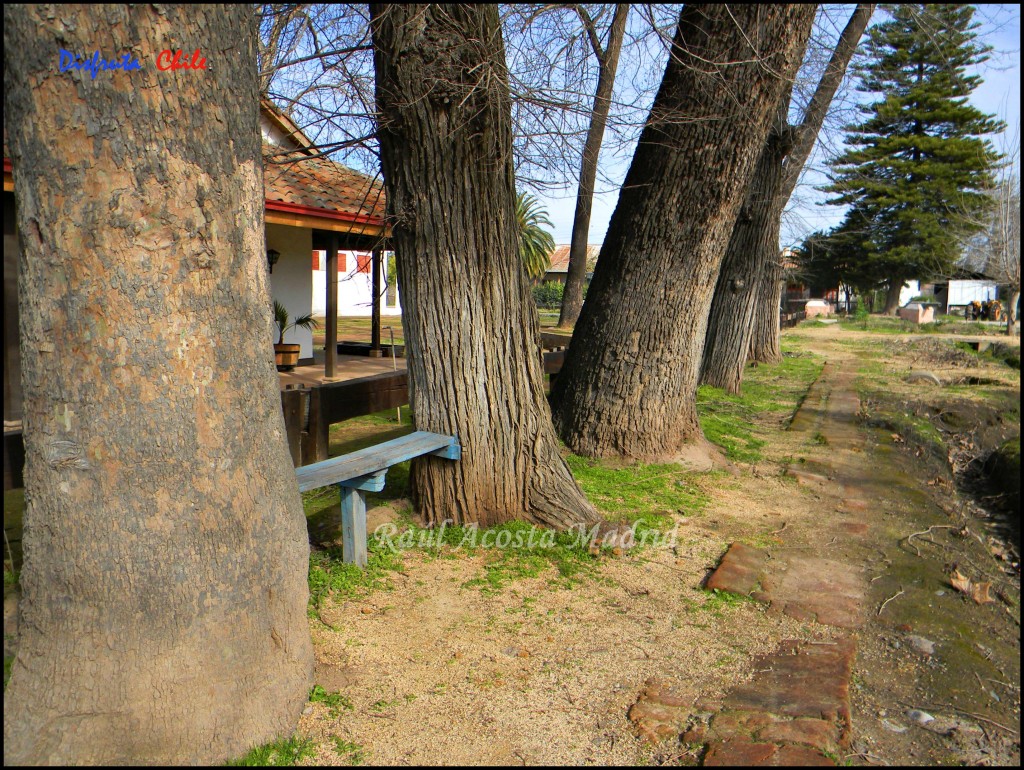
370, 248, 382, 357
325, 231, 339, 379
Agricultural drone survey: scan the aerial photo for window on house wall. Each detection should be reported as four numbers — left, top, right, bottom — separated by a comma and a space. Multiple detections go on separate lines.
337, 251, 348, 273
311, 251, 320, 271
355, 253, 372, 274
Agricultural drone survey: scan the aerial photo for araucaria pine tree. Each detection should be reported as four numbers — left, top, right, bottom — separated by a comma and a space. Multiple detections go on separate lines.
823, 4, 1003, 314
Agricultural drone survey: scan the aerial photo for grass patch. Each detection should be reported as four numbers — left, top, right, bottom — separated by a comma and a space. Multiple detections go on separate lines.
697, 351, 824, 462
332, 738, 365, 765
310, 518, 604, 603
448, 520, 603, 595
369, 698, 399, 713
703, 588, 756, 612
308, 684, 354, 717
227, 736, 316, 766
307, 541, 406, 616
837, 315, 1002, 336
566, 456, 708, 524
312, 315, 405, 346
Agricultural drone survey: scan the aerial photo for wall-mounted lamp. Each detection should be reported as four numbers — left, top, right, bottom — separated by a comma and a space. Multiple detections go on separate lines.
267, 248, 280, 274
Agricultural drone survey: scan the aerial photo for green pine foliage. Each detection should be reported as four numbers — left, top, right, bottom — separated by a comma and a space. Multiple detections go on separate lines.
822, 4, 1004, 289
516, 191, 555, 280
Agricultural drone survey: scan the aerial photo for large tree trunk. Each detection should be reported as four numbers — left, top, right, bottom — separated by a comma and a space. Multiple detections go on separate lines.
550, 5, 815, 461
370, 4, 600, 529
1007, 290, 1019, 337
701, 123, 789, 393
3, 6, 313, 764
557, 4, 628, 330
706, 4, 875, 384
749, 260, 785, 364
883, 278, 904, 315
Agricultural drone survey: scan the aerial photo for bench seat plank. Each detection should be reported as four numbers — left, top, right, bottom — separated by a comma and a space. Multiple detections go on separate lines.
295, 430, 458, 492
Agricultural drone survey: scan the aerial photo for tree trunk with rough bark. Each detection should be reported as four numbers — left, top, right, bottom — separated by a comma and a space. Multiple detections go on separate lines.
749, 261, 785, 365
883, 279, 904, 315
557, 4, 628, 330
730, 4, 875, 372
3, 5, 313, 765
1007, 290, 1019, 337
551, 4, 816, 461
701, 119, 790, 393
371, 4, 600, 529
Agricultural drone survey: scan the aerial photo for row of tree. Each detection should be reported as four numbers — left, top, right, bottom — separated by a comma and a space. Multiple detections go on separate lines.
3, 2, 1008, 764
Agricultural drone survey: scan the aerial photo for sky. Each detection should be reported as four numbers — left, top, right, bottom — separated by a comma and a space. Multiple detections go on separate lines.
532, 4, 1022, 250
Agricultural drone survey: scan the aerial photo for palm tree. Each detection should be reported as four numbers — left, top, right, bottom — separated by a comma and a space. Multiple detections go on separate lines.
516, 191, 555, 280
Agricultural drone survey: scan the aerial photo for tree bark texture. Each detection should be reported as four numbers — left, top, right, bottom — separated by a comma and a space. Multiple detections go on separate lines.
550, 4, 816, 461
749, 259, 785, 364
370, 4, 600, 530
740, 4, 875, 370
701, 120, 790, 393
557, 3, 628, 330
3, 6, 313, 764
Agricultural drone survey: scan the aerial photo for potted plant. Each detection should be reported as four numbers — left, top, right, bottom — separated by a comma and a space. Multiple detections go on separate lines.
273, 299, 319, 371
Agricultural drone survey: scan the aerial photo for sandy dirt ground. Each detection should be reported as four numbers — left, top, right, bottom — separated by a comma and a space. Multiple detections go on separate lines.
291, 325, 1019, 766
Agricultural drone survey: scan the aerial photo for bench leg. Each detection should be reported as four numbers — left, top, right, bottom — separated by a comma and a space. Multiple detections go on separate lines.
339, 485, 368, 567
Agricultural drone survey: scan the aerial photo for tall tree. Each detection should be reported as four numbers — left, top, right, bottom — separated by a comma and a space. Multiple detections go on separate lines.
557, 3, 629, 330
551, 4, 816, 461
703, 4, 874, 385
823, 3, 1003, 316
3, 5, 313, 764
370, 4, 600, 529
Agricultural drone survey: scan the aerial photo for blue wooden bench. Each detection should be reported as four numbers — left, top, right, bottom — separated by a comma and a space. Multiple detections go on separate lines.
294, 430, 460, 567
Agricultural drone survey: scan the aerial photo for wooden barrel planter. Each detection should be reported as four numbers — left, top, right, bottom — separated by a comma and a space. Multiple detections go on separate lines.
274, 343, 301, 371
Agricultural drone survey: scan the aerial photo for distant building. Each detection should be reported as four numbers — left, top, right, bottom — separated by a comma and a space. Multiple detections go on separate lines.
542, 244, 601, 284
926, 280, 999, 314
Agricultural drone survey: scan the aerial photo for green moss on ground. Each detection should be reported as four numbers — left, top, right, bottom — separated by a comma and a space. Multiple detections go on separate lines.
698, 351, 824, 462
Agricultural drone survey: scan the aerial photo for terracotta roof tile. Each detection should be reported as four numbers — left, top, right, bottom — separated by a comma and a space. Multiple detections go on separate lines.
546, 244, 601, 273
263, 146, 386, 221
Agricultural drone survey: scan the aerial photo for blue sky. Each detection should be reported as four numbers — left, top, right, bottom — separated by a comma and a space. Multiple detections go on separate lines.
533, 4, 1022, 250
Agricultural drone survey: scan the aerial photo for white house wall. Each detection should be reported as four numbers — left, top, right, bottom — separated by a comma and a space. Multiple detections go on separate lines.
267, 223, 314, 360
312, 250, 402, 317
899, 280, 920, 307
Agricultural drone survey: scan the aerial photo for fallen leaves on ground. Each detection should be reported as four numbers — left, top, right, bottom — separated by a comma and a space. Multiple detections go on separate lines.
949, 569, 994, 604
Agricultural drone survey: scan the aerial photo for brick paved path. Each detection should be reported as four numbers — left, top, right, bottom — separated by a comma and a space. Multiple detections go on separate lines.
630, 360, 889, 765
699, 360, 874, 765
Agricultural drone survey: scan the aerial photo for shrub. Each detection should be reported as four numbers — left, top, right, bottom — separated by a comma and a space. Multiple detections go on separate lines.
854, 300, 870, 329
532, 280, 564, 309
